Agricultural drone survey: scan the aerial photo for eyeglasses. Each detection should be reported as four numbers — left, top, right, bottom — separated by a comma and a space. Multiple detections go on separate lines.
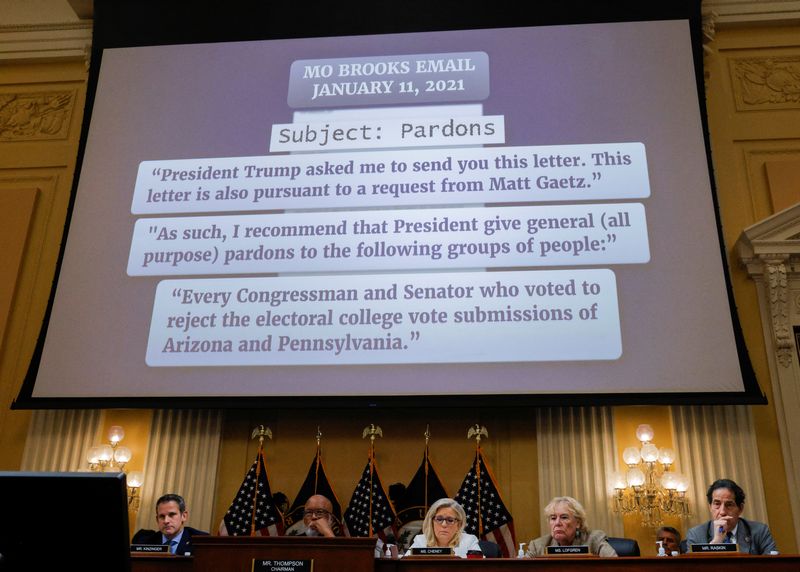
433, 517, 459, 525
303, 509, 330, 518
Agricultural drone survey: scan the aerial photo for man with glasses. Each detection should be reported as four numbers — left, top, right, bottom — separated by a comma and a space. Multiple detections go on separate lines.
303, 494, 336, 537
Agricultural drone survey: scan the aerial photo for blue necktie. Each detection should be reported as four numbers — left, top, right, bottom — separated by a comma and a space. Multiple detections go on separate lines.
169, 540, 178, 554
724, 532, 733, 544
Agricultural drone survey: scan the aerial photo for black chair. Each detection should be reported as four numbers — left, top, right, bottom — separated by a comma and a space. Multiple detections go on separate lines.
607, 537, 640, 557
131, 528, 157, 544
478, 539, 503, 558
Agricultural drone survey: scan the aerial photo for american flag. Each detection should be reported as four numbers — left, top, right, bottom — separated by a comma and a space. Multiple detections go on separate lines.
219, 447, 284, 536
455, 449, 516, 557
344, 456, 397, 541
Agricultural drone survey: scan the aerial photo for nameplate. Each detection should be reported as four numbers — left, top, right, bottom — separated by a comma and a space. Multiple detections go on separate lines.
131, 544, 170, 553
546, 545, 590, 555
689, 543, 738, 554
252, 559, 313, 572
411, 547, 454, 556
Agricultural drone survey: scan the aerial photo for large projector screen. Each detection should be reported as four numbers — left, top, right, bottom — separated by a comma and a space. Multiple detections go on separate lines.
18, 1, 762, 407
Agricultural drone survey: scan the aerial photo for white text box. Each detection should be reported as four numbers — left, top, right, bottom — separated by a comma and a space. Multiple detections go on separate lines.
132, 142, 649, 214
269, 115, 506, 152
127, 203, 649, 276
146, 269, 621, 366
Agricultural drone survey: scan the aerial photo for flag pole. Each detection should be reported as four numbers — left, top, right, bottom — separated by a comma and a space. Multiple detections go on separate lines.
362, 424, 383, 537
369, 443, 374, 537
423, 425, 431, 512
250, 425, 273, 535
314, 426, 322, 492
467, 424, 488, 536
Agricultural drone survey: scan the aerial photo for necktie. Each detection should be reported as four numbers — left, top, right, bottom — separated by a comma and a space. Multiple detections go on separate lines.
724, 532, 733, 544
170, 540, 178, 554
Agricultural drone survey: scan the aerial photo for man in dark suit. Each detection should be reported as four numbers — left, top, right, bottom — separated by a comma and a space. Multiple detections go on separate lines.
302, 494, 336, 537
135, 493, 209, 555
685, 479, 777, 555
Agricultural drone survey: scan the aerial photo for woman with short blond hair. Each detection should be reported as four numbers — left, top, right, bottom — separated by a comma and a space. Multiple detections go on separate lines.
526, 496, 617, 557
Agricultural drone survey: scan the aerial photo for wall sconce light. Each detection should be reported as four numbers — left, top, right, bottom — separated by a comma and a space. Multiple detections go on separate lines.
127, 470, 144, 511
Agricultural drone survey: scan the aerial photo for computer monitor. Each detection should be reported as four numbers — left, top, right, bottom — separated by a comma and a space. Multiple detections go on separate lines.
0, 471, 130, 572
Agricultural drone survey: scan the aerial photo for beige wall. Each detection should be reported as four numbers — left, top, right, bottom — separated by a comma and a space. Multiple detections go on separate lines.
0, 13, 798, 554
703, 22, 800, 554
0, 57, 89, 471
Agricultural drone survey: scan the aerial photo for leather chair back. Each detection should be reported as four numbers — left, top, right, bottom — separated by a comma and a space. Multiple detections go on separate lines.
607, 536, 640, 557
478, 539, 503, 558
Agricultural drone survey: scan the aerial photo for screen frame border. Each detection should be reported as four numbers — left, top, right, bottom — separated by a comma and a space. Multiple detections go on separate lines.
13, 0, 765, 409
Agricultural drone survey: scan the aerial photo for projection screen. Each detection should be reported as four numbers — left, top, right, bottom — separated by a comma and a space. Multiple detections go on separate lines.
17, 1, 762, 407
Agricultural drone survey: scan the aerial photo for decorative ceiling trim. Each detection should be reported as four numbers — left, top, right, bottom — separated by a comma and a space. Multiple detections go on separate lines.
0, 21, 92, 64
704, 0, 800, 26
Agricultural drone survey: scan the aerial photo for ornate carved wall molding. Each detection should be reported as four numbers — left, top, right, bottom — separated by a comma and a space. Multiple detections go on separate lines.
702, 10, 718, 90
763, 257, 793, 367
730, 57, 800, 110
0, 90, 76, 141
738, 205, 800, 368
702, 9, 718, 45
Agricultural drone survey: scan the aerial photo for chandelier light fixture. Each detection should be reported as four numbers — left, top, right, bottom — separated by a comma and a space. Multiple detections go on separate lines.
86, 425, 144, 510
610, 424, 690, 527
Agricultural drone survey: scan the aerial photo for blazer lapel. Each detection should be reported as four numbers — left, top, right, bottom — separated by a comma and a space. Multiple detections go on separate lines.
179, 531, 190, 554
736, 520, 752, 554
